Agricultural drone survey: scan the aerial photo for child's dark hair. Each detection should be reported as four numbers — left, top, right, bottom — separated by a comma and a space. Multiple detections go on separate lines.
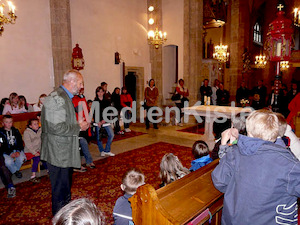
192, 140, 209, 159
122, 168, 145, 194
213, 119, 231, 139
27, 118, 39, 127
2, 115, 12, 120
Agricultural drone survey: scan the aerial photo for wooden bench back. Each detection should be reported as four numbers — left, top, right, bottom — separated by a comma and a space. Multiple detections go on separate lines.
295, 112, 300, 137
130, 160, 223, 225
0, 112, 40, 134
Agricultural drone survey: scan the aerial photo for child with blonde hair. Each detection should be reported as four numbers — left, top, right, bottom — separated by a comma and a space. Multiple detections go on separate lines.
160, 153, 190, 187
212, 110, 300, 224
52, 198, 105, 225
113, 168, 145, 225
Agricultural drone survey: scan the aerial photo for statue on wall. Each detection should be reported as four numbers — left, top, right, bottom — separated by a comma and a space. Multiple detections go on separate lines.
242, 48, 252, 73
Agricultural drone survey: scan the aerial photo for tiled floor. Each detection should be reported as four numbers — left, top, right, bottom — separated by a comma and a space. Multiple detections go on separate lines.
0, 121, 202, 189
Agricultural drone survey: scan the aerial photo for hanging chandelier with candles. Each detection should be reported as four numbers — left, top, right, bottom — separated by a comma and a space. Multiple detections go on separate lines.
213, 44, 229, 63
0, 1, 17, 36
255, 55, 267, 68
147, 28, 167, 49
147, 4, 167, 49
294, 8, 300, 27
280, 61, 289, 70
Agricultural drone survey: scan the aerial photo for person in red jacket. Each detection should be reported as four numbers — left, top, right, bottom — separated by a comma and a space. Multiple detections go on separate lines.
72, 88, 95, 170
120, 87, 133, 132
286, 92, 300, 130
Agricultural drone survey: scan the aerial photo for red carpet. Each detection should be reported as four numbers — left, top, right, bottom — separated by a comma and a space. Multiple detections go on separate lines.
0, 142, 193, 225
178, 123, 205, 135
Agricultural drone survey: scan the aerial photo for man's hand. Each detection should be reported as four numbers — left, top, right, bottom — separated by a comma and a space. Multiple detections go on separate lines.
79, 121, 89, 131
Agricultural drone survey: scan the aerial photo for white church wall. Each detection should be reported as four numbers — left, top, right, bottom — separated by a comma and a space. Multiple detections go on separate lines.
70, 0, 150, 101
162, 0, 184, 80
0, 0, 53, 103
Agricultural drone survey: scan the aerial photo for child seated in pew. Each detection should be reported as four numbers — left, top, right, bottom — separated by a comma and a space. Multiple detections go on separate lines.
24, 118, 47, 183
275, 112, 300, 160
159, 153, 190, 187
0, 115, 26, 178
113, 168, 145, 225
217, 112, 248, 159
190, 140, 212, 172
212, 110, 300, 225
52, 198, 105, 225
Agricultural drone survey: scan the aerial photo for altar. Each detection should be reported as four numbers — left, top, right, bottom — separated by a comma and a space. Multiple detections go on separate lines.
183, 105, 253, 148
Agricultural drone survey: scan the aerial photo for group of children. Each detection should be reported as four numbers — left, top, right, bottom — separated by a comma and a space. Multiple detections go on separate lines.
0, 115, 45, 195
111, 109, 300, 225
0, 116, 40, 197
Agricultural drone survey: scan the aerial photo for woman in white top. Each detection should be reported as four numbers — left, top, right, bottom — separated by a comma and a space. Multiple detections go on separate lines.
2, 92, 27, 115
211, 79, 220, 105
33, 94, 47, 112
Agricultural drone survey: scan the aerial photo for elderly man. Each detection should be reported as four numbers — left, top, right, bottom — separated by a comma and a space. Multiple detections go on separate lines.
41, 69, 89, 215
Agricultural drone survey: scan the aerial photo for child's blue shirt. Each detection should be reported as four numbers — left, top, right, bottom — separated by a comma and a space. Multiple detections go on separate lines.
190, 155, 213, 172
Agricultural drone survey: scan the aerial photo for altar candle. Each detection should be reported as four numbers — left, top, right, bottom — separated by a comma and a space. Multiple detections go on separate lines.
207, 97, 211, 106
0, 5, 3, 16
276, 42, 281, 57
11, 5, 15, 13
204, 96, 207, 105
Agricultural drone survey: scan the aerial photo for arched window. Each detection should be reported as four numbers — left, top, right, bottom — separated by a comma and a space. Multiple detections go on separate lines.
253, 22, 262, 45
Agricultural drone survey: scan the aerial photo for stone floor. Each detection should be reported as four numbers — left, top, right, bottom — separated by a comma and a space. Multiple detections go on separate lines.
0, 120, 202, 189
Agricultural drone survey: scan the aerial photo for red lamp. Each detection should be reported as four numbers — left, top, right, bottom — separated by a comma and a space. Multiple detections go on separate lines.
71, 44, 85, 70
266, 4, 293, 77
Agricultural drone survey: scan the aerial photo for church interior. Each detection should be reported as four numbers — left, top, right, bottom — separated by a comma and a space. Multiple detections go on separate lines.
0, 0, 300, 224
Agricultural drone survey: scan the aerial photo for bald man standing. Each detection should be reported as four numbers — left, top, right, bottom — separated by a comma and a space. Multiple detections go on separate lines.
41, 70, 89, 215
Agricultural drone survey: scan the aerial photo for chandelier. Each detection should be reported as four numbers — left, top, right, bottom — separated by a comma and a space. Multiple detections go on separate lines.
147, 28, 167, 49
255, 55, 267, 68
280, 61, 289, 70
0, 1, 17, 36
213, 44, 229, 63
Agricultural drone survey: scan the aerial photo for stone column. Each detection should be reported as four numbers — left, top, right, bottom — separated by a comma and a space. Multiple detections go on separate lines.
147, 0, 163, 107
50, 0, 72, 88
183, 0, 203, 105
227, 0, 249, 99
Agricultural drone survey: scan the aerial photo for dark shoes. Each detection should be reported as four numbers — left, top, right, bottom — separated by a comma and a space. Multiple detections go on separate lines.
86, 163, 96, 169
30, 177, 41, 183
7, 187, 16, 198
14, 171, 22, 179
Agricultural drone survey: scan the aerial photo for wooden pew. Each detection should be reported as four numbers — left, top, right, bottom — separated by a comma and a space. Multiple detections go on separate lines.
0, 112, 41, 171
295, 112, 300, 137
130, 159, 223, 225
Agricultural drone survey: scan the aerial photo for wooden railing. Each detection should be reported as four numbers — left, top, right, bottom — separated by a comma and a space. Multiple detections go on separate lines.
130, 160, 223, 225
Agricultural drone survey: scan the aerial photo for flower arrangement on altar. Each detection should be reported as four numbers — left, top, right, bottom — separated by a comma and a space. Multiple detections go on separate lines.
240, 99, 249, 107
